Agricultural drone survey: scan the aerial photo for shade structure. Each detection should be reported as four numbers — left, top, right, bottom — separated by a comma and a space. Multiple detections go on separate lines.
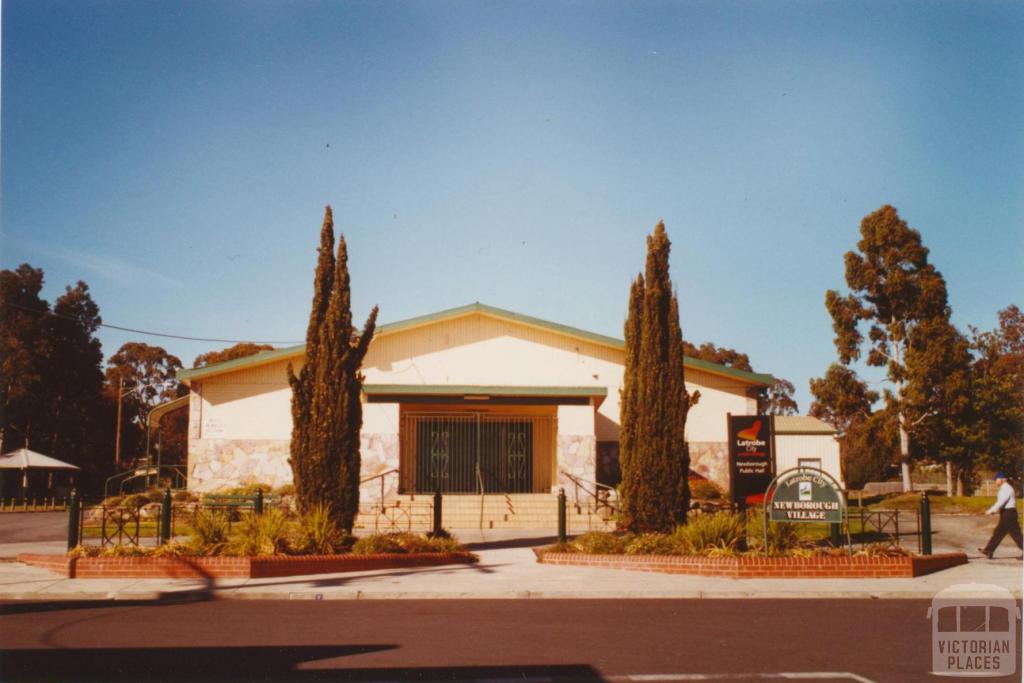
0, 448, 80, 471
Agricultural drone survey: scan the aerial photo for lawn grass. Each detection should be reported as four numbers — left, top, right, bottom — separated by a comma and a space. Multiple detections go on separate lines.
868, 494, 1023, 514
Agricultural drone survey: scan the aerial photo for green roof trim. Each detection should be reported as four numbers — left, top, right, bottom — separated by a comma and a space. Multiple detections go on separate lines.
363, 384, 608, 398
177, 344, 304, 382
176, 302, 774, 387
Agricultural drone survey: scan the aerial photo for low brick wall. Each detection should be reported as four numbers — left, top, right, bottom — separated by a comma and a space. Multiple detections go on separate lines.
18, 552, 476, 579
537, 551, 968, 578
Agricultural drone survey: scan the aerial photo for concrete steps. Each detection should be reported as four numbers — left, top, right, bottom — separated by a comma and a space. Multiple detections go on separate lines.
354, 493, 616, 533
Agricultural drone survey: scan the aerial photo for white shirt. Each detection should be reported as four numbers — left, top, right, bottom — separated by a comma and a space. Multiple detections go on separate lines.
987, 481, 1017, 514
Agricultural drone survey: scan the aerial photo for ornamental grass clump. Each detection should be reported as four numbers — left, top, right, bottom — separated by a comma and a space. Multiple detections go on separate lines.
671, 511, 745, 555
228, 508, 291, 556
189, 509, 231, 554
624, 533, 675, 556
292, 504, 346, 555
570, 531, 627, 554
745, 514, 801, 556
351, 533, 406, 555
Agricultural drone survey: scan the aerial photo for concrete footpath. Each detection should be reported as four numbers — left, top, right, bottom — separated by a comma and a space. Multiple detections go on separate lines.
0, 530, 1020, 602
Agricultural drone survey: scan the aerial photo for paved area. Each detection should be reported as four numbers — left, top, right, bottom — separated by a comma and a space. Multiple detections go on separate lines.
3, 599, 1021, 682
0, 528, 1020, 602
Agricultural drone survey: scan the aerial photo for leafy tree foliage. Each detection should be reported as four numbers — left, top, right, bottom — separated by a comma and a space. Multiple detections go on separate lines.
682, 341, 753, 371
809, 364, 879, 437
619, 222, 695, 532
1, 265, 110, 490
824, 205, 957, 491
105, 342, 185, 467
683, 340, 797, 415
966, 305, 1024, 480
287, 206, 378, 532
194, 343, 275, 368
759, 378, 799, 416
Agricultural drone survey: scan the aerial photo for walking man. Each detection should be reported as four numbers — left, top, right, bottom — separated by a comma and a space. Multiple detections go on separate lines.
979, 472, 1022, 559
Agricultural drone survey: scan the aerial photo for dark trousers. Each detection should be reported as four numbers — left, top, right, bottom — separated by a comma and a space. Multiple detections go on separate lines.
982, 508, 1023, 556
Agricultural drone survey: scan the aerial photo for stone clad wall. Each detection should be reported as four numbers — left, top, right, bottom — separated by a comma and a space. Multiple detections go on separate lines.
188, 439, 292, 492
689, 441, 729, 492
187, 434, 400, 503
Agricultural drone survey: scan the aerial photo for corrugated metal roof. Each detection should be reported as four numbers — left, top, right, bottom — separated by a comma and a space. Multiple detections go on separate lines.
772, 415, 838, 435
177, 302, 775, 387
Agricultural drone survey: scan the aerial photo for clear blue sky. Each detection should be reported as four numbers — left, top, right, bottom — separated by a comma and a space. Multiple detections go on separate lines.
3, 0, 1022, 411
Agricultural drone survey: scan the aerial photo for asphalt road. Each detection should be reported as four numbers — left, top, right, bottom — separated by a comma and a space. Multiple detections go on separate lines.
3, 599, 1019, 682
0, 511, 67, 543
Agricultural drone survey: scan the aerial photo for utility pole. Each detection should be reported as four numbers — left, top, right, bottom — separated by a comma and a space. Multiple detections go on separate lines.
114, 376, 124, 468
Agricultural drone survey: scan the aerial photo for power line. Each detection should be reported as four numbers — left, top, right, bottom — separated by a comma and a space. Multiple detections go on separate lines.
4, 302, 303, 345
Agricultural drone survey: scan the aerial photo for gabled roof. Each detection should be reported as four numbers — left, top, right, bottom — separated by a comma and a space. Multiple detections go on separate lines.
773, 415, 838, 435
177, 302, 775, 387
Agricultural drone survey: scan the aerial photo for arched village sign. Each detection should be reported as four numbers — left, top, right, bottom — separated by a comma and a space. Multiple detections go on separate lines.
766, 468, 845, 524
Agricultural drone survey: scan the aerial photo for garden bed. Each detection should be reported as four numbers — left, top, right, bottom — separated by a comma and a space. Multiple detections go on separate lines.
18, 551, 477, 579
535, 550, 967, 578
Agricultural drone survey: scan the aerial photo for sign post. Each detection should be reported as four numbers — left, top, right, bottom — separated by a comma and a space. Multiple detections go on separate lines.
728, 415, 775, 511
762, 467, 849, 555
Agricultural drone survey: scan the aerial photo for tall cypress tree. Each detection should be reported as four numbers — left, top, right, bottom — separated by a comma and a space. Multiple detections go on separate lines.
620, 222, 693, 532
288, 206, 378, 531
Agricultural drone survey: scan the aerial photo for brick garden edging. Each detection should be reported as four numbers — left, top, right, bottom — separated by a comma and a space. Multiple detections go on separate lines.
536, 551, 968, 578
17, 552, 476, 579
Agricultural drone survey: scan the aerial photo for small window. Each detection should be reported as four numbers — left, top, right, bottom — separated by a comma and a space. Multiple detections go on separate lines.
798, 458, 822, 470
960, 606, 987, 633
989, 606, 1010, 632
936, 606, 958, 632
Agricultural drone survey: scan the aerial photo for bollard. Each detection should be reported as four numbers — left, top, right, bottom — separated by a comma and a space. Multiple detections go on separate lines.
920, 493, 932, 555
67, 489, 80, 551
557, 487, 567, 544
160, 488, 172, 545
433, 489, 443, 537
254, 488, 264, 515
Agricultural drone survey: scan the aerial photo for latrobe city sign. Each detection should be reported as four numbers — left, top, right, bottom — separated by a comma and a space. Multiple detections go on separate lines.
728, 415, 774, 508
767, 468, 844, 524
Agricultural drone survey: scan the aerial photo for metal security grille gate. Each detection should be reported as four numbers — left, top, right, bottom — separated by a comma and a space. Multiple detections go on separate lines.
401, 414, 549, 494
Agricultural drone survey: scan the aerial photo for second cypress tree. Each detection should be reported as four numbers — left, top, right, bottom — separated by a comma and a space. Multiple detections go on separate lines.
619, 222, 695, 532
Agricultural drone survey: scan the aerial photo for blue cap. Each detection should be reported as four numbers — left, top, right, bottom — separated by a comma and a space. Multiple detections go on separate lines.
994, 472, 1007, 480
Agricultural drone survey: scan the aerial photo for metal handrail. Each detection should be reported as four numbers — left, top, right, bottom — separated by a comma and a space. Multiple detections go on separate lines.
559, 470, 618, 513
360, 468, 399, 503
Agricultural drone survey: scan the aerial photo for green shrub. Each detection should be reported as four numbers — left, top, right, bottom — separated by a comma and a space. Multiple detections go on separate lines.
672, 511, 745, 555
100, 544, 149, 557
219, 482, 273, 496
746, 513, 801, 556
292, 504, 344, 555
625, 533, 675, 555
123, 494, 151, 509
172, 490, 197, 502
144, 489, 166, 503
102, 495, 124, 508
570, 531, 626, 555
149, 541, 199, 558
351, 534, 406, 555
189, 509, 231, 554
689, 479, 723, 501
67, 544, 102, 558
390, 532, 435, 554
426, 535, 464, 553
228, 508, 291, 556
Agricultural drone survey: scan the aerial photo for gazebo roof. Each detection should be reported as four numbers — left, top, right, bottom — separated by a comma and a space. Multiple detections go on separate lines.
0, 448, 80, 470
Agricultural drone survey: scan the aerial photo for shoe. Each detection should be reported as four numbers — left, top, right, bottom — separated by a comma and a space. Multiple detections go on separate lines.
978, 548, 993, 559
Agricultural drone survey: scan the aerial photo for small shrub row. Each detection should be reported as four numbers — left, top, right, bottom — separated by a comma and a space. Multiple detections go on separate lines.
548, 511, 847, 558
